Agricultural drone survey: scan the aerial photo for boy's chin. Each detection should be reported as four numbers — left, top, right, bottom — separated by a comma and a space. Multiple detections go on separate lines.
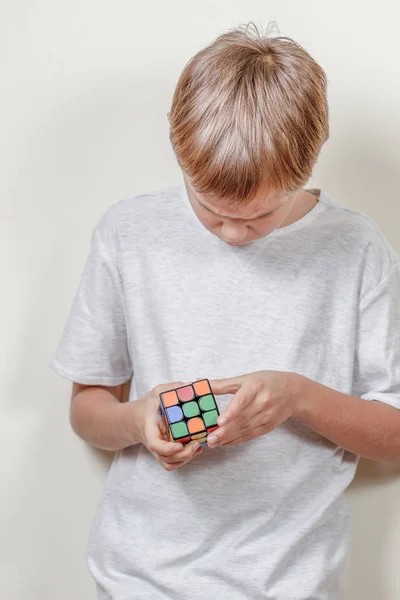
223, 236, 262, 246
225, 240, 248, 246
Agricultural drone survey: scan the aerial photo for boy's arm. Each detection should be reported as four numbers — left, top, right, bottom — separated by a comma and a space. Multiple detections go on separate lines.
209, 373, 400, 465
69, 381, 203, 470
295, 376, 400, 465
70, 382, 143, 452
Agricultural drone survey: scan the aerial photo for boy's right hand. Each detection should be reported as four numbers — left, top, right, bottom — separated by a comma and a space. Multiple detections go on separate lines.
134, 382, 203, 471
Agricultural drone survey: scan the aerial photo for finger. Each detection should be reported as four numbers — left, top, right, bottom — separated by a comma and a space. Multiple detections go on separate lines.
209, 404, 268, 447
159, 459, 187, 471
216, 379, 255, 425
159, 445, 203, 470
158, 418, 167, 435
148, 437, 183, 456
209, 375, 245, 396
146, 417, 184, 456
163, 440, 202, 463
222, 422, 273, 446
157, 420, 172, 444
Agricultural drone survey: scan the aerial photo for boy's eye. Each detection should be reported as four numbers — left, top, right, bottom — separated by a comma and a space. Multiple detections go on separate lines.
200, 202, 275, 220
252, 208, 279, 220
198, 195, 290, 220
256, 211, 274, 220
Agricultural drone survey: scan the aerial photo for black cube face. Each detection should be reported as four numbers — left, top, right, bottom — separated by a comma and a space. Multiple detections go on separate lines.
159, 379, 220, 446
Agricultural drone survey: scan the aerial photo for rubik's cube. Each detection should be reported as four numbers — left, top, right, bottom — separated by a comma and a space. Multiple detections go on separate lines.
159, 379, 220, 446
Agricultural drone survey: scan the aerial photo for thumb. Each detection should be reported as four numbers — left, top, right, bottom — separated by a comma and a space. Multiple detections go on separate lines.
146, 403, 183, 454
209, 375, 245, 395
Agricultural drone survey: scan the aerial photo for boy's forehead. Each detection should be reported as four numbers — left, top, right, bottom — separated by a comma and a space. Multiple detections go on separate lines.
185, 175, 289, 219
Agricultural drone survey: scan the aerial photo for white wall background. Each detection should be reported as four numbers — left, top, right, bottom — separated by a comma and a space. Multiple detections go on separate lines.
1, 2, 399, 599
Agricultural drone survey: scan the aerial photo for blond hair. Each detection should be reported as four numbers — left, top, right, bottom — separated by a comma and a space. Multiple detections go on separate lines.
169, 22, 329, 206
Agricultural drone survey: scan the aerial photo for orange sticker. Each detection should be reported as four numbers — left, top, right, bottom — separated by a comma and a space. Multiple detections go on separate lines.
193, 379, 211, 397
187, 417, 205, 433
161, 391, 179, 407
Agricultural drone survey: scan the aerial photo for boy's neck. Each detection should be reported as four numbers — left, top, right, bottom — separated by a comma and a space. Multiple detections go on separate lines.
279, 188, 320, 228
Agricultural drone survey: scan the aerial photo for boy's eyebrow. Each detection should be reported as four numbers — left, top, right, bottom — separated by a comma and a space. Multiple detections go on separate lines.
190, 186, 286, 221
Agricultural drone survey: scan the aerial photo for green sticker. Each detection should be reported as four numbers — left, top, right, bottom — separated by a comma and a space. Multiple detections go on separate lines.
199, 394, 216, 412
203, 409, 218, 427
182, 401, 200, 418
171, 421, 189, 438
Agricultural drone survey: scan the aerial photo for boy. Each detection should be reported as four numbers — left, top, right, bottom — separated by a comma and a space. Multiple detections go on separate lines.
49, 22, 400, 600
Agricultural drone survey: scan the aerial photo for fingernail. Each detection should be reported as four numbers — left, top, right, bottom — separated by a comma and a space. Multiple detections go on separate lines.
218, 416, 227, 425
208, 435, 218, 446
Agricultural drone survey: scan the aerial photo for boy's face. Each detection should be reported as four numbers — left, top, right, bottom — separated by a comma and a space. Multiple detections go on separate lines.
182, 173, 299, 246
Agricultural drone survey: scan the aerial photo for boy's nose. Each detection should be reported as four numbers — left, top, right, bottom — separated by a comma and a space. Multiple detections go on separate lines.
221, 224, 247, 244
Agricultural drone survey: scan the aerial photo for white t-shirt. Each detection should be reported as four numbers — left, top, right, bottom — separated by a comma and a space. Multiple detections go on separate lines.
49, 181, 400, 600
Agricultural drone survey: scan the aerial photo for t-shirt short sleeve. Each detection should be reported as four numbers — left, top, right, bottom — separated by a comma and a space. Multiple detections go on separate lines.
352, 261, 400, 410
48, 223, 133, 386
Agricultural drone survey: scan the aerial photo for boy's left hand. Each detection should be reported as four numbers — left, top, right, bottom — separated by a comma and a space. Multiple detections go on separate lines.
207, 370, 303, 447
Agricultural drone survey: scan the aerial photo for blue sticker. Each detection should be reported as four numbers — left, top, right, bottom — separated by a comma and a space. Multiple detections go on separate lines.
167, 405, 184, 423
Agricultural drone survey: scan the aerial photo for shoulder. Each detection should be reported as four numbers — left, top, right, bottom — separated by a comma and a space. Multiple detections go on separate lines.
92, 184, 182, 248
96, 184, 181, 233
320, 189, 400, 296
